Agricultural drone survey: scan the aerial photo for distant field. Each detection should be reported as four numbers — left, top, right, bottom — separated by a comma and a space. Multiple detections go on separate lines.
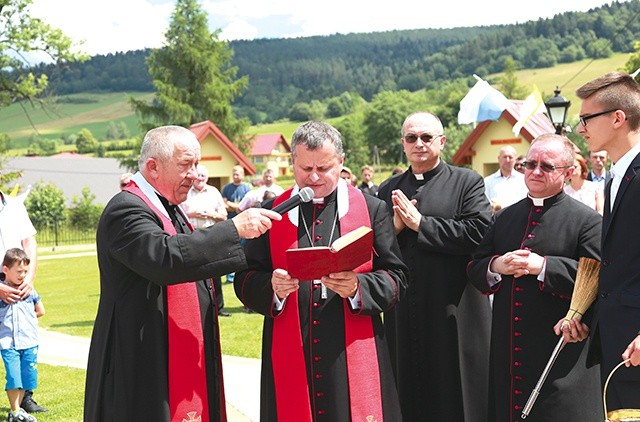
0, 92, 152, 148
0, 52, 630, 148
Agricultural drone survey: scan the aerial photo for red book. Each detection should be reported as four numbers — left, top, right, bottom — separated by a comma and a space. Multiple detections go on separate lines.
285, 226, 373, 280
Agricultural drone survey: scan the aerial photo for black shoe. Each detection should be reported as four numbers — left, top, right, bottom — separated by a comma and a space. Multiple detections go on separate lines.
21, 399, 47, 413
218, 311, 232, 317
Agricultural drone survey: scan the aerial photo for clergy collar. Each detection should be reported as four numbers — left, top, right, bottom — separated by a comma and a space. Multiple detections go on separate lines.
130, 172, 174, 220
287, 181, 347, 227
527, 191, 564, 207
409, 160, 444, 182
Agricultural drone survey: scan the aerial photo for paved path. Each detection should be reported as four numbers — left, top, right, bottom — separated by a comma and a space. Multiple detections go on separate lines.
38, 328, 261, 421
39, 247, 261, 421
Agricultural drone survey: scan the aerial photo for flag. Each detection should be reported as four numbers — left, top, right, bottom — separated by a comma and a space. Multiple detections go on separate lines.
458, 75, 509, 124
512, 86, 546, 136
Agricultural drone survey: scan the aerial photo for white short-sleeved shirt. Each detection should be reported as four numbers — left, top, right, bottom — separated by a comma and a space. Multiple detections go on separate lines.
484, 170, 528, 208
0, 194, 37, 257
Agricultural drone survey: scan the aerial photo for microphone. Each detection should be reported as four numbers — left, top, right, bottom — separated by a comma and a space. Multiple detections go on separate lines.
272, 187, 314, 215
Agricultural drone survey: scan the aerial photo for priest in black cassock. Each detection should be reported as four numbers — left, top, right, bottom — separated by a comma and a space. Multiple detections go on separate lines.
235, 121, 408, 422
84, 125, 280, 422
467, 133, 603, 421
378, 111, 493, 421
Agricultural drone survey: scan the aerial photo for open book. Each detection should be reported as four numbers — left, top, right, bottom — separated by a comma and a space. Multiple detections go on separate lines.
285, 226, 373, 280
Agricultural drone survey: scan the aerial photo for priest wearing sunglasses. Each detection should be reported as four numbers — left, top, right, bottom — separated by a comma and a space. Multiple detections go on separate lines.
467, 133, 603, 421
378, 111, 493, 422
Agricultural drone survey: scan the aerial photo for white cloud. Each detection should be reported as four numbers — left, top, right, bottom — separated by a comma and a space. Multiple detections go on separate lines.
30, 0, 173, 56
28, 0, 626, 56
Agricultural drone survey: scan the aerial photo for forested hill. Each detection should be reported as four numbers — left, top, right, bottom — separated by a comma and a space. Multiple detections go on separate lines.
38, 0, 640, 124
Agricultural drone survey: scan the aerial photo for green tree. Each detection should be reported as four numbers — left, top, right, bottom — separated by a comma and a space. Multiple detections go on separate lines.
69, 187, 103, 230
622, 41, 640, 77
105, 122, 120, 140
363, 90, 417, 164
334, 111, 369, 170
0, 133, 11, 153
289, 103, 314, 121
0, 0, 87, 110
498, 57, 528, 100
27, 137, 58, 156
129, 0, 250, 152
24, 182, 67, 230
75, 129, 99, 154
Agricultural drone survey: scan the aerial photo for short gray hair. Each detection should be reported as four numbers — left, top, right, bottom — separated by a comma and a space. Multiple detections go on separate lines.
138, 125, 193, 169
290, 121, 344, 158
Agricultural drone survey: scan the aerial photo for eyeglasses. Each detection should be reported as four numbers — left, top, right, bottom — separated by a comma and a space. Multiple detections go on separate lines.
403, 133, 443, 144
578, 109, 617, 127
521, 161, 573, 173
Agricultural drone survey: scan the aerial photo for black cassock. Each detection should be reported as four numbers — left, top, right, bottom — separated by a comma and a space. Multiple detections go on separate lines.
378, 162, 493, 422
235, 189, 407, 422
85, 186, 245, 422
467, 192, 603, 422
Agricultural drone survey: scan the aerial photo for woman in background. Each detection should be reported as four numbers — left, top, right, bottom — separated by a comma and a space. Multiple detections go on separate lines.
564, 153, 604, 214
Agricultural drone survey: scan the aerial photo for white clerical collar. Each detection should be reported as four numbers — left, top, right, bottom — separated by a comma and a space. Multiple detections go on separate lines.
414, 173, 424, 180
312, 198, 325, 204
528, 193, 555, 206
286, 180, 349, 226
131, 172, 172, 219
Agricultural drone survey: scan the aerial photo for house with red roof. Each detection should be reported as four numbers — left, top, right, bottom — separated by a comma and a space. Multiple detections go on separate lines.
189, 120, 256, 189
453, 100, 556, 176
250, 133, 292, 177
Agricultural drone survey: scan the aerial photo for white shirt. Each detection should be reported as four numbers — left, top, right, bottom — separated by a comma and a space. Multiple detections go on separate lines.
181, 185, 227, 229
0, 193, 37, 258
609, 141, 640, 211
484, 170, 527, 208
237, 184, 284, 211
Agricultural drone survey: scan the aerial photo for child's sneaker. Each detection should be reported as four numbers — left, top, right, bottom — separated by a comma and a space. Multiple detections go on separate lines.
7, 409, 36, 422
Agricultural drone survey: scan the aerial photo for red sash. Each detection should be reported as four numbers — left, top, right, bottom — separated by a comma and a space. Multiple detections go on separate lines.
124, 182, 223, 422
269, 184, 384, 421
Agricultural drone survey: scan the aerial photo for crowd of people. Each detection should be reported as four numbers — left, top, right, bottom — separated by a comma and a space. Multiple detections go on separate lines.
4, 71, 639, 422
82, 71, 640, 422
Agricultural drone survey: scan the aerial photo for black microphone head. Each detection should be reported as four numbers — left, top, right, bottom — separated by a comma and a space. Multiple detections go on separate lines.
299, 187, 314, 203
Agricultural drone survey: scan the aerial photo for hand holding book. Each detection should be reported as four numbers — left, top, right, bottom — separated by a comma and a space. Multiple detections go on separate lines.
285, 226, 373, 280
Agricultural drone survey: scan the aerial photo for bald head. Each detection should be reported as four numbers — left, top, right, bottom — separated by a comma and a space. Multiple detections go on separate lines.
498, 146, 518, 175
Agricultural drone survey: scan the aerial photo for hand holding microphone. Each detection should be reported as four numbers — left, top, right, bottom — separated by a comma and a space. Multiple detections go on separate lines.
272, 187, 314, 214
233, 187, 314, 238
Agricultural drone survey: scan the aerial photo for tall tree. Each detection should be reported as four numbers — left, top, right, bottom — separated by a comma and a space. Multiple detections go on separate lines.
129, 0, 251, 152
0, 0, 87, 110
498, 57, 528, 100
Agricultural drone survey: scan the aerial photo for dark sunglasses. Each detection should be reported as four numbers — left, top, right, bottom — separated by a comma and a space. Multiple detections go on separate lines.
578, 109, 617, 127
403, 133, 442, 144
521, 161, 573, 173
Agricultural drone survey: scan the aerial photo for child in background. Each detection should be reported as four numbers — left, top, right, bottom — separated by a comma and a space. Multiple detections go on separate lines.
0, 248, 44, 422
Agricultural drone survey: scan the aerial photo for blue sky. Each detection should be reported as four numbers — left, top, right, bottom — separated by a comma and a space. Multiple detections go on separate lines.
30, 0, 625, 58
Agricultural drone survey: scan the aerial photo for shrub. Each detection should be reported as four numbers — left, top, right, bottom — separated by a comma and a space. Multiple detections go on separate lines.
69, 187, 103, 230
25, 182, 67, 230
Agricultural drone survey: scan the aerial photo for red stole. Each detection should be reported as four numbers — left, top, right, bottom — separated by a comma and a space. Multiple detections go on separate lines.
269, 184, 384, 421
124, 182, 225, 422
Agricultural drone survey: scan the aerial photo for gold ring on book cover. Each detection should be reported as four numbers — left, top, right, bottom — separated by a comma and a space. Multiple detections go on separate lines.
604, 359, 640, 421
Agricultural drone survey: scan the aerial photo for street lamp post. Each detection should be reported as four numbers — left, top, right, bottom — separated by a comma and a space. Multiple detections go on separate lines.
545, 87, 571, 135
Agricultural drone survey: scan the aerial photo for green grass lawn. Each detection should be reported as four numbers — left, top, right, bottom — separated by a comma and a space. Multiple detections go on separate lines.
0, 364, 85, 421
0, 250, 264, 420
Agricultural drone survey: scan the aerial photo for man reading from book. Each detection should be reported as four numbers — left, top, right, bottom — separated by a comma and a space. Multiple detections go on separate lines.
235, 120, 408, 422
